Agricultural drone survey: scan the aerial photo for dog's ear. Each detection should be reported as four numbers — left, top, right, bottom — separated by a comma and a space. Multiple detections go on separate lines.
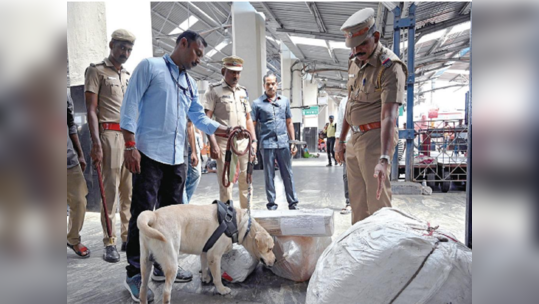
254, 233, 261, 247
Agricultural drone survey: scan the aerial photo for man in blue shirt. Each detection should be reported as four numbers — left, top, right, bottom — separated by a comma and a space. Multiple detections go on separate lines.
120, 30, 231, 302
251, 73, 300, 210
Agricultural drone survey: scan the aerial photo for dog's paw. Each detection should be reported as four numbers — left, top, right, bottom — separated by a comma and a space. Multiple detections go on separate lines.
217, 286, 231, 295
201, 272, 212, 284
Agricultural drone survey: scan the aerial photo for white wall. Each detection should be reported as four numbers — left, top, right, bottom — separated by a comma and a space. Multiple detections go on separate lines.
105, 1, 153, 73
232, 2, 267, 102
303, 78, 319, 127
67, 2, 108, 86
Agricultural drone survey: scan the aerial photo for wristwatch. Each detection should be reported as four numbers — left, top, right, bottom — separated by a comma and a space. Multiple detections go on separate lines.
379, 155, 391, 164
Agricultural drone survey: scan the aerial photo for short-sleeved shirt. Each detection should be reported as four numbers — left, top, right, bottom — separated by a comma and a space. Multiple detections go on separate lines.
204, 80, 252, 128
84, 58, 130, 123
251, 94, 292, 149
326, 122, 337, 138
67, 93, 79, 169
346, 43, 406, 127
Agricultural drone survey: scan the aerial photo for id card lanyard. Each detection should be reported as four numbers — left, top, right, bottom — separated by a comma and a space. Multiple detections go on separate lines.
164, 57, 194, 163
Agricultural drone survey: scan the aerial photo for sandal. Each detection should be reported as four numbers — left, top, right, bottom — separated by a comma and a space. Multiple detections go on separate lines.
67, 243, 91, 258
340, 206, 351, 214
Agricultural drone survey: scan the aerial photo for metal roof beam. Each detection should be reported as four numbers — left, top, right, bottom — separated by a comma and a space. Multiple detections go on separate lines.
176, 2, 221, 28
427, 27, 451, 55
151, 11, 228, 59
276, 28, 344, 41
284, 34, 306, 60
207, 2, 228, 21
415, 42, 470, 65
325, 40, 339, 64
460, 2, 472, 15
260, 2, 283, 29
306, 2, 327, 33
416, 14, 470, 37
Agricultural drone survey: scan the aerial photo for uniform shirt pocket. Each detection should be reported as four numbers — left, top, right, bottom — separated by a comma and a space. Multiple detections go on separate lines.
104, 79, 122, 97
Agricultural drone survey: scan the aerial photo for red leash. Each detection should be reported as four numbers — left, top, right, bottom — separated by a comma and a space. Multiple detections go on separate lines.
222, 126, 254, 188
96, 166, 113, 238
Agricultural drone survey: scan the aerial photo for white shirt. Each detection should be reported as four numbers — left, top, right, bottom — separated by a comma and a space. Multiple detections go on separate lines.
335, 97, 351, 141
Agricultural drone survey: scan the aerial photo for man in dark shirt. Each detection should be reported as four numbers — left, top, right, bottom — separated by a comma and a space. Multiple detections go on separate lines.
67, 92, 90, 258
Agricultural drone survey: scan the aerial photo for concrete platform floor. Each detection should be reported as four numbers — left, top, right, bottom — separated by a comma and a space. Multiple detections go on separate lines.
67, 155, 466, 304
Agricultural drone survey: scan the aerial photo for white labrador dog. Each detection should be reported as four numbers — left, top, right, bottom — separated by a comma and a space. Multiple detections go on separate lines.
137, 204, 276, 304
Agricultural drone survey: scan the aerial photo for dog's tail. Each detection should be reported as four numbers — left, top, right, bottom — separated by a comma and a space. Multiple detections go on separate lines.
137, 211, 166, 242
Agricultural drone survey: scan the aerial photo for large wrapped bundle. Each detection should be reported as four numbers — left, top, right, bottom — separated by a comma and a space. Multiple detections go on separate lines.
220, 244, 259, 283
271, 236, 332, 282
306, 208, 472, 304
251, 209, 334, 237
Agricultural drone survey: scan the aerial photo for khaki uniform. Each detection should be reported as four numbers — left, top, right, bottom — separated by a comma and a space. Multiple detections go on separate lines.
345, 43, 407, 224
204, 81, 252, 208
67, 165, 88, 246
85, 58, 132, 246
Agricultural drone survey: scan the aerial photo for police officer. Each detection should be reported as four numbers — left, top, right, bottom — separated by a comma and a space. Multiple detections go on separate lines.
335, 8, 407, 224
85, 29, 135, 262
204, 56, 257, 209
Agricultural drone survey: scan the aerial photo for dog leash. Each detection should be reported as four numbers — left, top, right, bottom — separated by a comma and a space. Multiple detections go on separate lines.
221, 126, 255, 239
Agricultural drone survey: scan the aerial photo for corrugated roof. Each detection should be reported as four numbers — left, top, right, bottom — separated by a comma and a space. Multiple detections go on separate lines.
150, 2, 470, 94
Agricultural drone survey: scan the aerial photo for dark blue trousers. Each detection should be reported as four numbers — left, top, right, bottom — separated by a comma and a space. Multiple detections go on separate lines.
126, 152, 186, 276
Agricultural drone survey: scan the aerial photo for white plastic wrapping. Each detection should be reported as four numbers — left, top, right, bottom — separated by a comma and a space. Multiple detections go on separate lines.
306, 208, 472, 304
220, 244, 259, 283
271, 236, 332, 282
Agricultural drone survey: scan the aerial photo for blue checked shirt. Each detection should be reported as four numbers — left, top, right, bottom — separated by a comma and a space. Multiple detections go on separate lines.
120, 54, 220, 165
251, 94, 292, 149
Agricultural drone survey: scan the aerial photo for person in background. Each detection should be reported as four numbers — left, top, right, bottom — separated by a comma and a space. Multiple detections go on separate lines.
182, 120, 201, 203
204, 56, 257, 209
251, 73, 299, 211
120, 30, 232, 302
325, 115, 337, 166
204, 158, 218, 174
67, 93, 90, 258
85, 29, 136, 261
335, 97, 352, 214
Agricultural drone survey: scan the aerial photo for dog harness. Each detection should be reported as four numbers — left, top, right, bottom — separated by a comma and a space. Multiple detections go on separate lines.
202, 200, 251, 253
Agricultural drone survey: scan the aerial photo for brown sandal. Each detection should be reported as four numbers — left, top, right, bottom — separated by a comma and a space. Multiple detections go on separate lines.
67, 243, 91, 258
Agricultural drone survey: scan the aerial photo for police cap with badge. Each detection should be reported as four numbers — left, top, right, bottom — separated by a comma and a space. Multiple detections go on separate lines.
222, 55, 244, 71
111, 29, 136, 44
340, 8, 376, 48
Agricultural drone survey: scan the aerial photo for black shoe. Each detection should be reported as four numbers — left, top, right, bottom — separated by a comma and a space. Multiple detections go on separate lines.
326, 164, 332, 167
121, 241, 127, 252
267, 204, 278, 210
152, 265, 193, 283
289, 204, 300, 210
103, 245, 120, 263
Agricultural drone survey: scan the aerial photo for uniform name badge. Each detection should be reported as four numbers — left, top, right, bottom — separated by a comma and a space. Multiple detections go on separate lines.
381, 53, 393, 68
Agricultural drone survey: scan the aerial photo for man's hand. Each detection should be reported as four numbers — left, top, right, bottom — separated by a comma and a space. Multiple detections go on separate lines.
290, 144, 298, 156
210, 144, 221, 160
90, 144, 103, 168
335, 141, 346, 164
124, 149, 141, 174
190, 151, 199, 167
250, 145, 257, 162
78, 155, 87, 172
373, 160, 389, 200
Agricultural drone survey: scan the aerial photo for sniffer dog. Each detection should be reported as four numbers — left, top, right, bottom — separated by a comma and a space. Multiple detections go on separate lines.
137, 204, 276, 304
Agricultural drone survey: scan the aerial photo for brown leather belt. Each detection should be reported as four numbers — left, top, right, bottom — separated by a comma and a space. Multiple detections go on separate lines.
101, 122, 121, 131
351, 121, 381, 133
